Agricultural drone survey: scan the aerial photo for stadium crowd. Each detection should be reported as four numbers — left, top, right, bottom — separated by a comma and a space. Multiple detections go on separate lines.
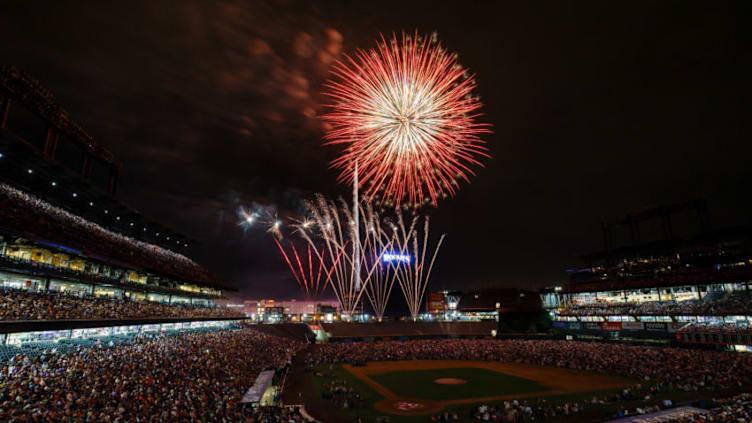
0, 288, 243, 320
558, 290, 751, 317
0, 289, 243, 321
678, 321, 752, 335
460, 399, 586, 422
241, 406, 307, 423
0, 183, 224, 287
660, 393, 752, 422
0, 328, 306, 422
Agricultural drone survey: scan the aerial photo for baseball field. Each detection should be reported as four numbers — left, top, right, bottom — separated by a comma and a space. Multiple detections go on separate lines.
310, 360, 635, 422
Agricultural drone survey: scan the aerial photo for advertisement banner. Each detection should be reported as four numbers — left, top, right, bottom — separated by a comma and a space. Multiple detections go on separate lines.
568, 322, 583, 330
553, 321, 568, 329
621, 322, 645, 330
427, 292, 446, 313
584, 322, 601, 330
601, 322, 622, 331
645, 322, 667, 332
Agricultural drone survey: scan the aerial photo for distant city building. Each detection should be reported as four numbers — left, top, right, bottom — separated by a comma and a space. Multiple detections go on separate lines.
243, 299, 339, 322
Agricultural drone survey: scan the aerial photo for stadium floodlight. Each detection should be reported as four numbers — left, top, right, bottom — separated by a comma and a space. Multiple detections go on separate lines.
27, 169, 33, 174
72, 193, 77, 197
0, 153, 3, 158
51, 181, 56, 186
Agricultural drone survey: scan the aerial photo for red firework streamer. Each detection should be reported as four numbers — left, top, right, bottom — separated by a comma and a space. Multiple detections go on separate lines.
322, 31, 492, 207
274, 238, 338, 297
274, 238, 304, 291
291, 245, 310, 295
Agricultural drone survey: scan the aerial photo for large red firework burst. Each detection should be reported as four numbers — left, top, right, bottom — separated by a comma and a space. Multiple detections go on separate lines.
322, 31, 491, 207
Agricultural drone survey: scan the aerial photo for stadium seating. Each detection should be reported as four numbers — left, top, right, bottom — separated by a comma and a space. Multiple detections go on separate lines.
558, 290, 751, 317
0, 287, 243, 321
0, 328, 306, 422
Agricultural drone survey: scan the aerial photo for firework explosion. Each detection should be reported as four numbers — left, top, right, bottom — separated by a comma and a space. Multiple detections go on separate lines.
322, 31, 491, 208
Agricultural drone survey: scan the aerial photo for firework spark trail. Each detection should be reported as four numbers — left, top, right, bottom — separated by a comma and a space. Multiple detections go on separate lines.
361, 203, 399, 322
298, 195, 391, 316
322, 31, 491, 208
388, 211, 446, 321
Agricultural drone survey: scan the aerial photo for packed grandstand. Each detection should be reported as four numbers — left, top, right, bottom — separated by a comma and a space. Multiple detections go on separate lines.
0, 288, 243, 321
0, 328, 306, 422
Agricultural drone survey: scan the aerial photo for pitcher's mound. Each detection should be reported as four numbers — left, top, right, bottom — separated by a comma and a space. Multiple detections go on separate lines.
434, 378, 467, 385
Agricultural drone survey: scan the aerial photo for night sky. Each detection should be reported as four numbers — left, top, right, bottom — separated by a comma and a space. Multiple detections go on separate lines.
1, 1, 749, 302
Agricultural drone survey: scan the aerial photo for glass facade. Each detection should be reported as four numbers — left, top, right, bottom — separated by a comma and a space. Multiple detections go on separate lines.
0, 238, 222, 300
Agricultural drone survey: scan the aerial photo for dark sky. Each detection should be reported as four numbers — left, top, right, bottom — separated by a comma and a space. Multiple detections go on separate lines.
1, 1, 750, 302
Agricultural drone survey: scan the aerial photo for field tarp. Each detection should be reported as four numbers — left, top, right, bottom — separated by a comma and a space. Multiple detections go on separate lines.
240, 370, 275, 404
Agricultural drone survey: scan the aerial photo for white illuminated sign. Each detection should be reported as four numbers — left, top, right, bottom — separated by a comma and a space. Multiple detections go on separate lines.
382, 253, 411, 264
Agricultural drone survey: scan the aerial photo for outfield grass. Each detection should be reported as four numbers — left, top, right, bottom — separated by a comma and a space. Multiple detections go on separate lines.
370, 367, 548, 401
311, 364, 397, 423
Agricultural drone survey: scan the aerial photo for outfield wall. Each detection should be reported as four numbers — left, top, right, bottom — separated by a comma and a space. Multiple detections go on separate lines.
320, 321, 497, 342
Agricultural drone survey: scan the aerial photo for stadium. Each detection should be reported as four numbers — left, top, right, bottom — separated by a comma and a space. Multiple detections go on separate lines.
1, 3, 750, 423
